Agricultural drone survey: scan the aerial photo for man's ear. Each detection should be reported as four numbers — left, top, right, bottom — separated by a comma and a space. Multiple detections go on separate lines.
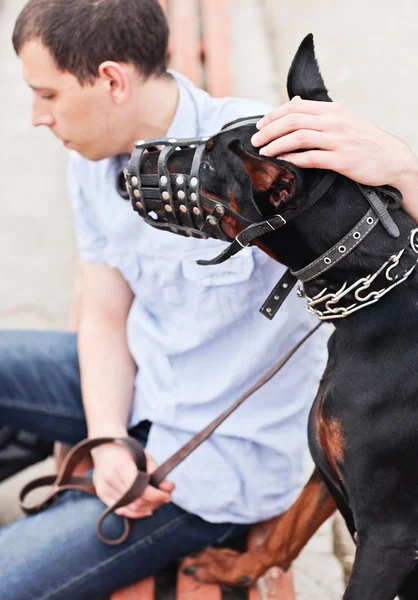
287, 34, 332, 102
229, 140, 301, 209
98, 61, 130, 104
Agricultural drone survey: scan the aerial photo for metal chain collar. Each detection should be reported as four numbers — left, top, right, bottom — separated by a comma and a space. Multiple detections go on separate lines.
298, 228, 418, 320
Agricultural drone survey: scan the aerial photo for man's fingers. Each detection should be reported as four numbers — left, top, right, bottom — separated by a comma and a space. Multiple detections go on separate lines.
140, 484, 172, 505
158, 479, 175, 493
273, 150, 337, 171
114, 484, 173, 518
252, 113, 325, 148
258, 130, 334, 158
257, 98, 338, 129
98, 478, 173, 515
115, 496, 154, 515
115, 506, 153, 519
117, 484, 172, 514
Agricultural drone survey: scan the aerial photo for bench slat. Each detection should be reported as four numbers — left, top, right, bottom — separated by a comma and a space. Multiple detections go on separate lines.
111, 575, 154, 599
200, 0, 234, 97
166, 0, 202, 87
177, 571, 222, 599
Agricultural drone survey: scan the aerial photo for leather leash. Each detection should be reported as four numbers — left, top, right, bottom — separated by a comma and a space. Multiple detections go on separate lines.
19, 322, 323, 545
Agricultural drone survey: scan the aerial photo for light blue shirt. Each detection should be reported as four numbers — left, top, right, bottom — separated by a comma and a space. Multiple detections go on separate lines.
68, 71, 328, 524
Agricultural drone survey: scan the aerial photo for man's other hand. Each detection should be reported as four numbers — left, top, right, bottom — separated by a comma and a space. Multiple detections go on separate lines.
252, 97, 418, 191
91, 443, 175, 519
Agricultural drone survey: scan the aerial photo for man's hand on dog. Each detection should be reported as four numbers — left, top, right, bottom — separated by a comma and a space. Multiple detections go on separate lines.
91, 443, 175, 519
252, 96, 418, 191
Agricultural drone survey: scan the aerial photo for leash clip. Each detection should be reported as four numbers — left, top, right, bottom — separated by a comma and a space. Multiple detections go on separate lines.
270, 215, 286, 228
410, 228, 418, 253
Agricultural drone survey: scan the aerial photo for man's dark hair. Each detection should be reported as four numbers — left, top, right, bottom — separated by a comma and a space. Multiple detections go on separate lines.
13, 0, 169, 84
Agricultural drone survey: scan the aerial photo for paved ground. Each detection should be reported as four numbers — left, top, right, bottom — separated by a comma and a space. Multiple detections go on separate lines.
2, 0, 418, 598
0, 0, 75, 331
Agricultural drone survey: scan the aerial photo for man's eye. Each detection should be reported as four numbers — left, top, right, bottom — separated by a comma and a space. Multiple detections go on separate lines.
42, 94, 55, 101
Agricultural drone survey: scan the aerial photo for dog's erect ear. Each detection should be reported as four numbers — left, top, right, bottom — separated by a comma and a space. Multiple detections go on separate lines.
229, 140, 300, 209
287, 34, 332, 102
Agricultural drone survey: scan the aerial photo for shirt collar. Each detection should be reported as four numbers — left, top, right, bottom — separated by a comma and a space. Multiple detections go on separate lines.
166, 70, 199, 139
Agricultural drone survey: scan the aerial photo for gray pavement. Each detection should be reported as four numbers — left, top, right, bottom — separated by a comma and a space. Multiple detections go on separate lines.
263, 0, 418, 153
0, 0, 76, 331
2, 0, 418, 597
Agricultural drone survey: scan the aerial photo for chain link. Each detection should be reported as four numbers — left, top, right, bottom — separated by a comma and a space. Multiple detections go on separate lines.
298, 228, 418, 321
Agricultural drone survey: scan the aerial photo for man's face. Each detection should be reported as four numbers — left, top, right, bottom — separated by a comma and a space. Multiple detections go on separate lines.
19, 39, 122, 160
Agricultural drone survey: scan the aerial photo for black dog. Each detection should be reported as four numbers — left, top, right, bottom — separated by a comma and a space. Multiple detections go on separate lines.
127, 35, 418, 600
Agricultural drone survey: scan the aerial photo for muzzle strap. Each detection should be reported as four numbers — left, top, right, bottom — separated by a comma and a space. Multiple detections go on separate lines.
158, 145, 180, 224
197, 214, 287, 266
189, 144, 206, 229
259, 270, 299, 319
357, 184, 400, 238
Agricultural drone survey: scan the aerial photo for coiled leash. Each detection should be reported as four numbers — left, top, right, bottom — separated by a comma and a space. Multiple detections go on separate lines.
19, 322, 323, 545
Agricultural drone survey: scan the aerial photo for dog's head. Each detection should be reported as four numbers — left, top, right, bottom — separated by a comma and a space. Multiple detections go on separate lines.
123, 35, 406, 276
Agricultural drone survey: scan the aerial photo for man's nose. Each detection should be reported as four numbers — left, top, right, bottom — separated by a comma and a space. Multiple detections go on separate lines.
31, 101, 55, 128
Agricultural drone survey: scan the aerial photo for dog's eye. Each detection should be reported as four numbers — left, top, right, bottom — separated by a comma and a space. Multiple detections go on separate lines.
202, 161, 216, 173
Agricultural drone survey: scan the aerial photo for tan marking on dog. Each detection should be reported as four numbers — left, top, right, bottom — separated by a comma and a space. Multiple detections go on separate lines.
316, 396, 346, 481
221, 214, 244, 240
326, 417, 346, 464
227, 190, 239, 214
205, 138, 215, 151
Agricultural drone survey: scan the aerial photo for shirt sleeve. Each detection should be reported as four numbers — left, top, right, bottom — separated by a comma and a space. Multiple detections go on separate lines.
67, 152, 107, 264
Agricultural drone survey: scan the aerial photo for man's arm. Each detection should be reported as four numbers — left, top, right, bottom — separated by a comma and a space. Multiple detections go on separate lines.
251, 97, 418, 222
67, 257, 83, 332
78, 260, 174, 518
78, 261, 135, 438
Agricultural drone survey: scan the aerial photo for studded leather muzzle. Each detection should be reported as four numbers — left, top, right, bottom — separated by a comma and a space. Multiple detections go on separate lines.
123, 117, 265, 247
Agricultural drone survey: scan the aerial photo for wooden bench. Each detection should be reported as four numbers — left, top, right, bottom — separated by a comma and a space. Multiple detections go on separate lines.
56, 1, 296, 597
111, 522, 294, 600
162, 0, 234, 96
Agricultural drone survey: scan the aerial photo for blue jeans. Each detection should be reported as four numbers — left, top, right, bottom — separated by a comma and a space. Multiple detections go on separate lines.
0, 330, 251, 599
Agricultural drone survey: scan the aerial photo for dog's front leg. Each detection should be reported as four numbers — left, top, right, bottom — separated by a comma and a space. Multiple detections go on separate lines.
182, 468, 336, 586
343, 534, 417, 600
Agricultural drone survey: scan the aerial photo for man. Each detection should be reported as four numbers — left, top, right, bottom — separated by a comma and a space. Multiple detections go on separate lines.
1, 1, 328, 598
1, 2, 416, 599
